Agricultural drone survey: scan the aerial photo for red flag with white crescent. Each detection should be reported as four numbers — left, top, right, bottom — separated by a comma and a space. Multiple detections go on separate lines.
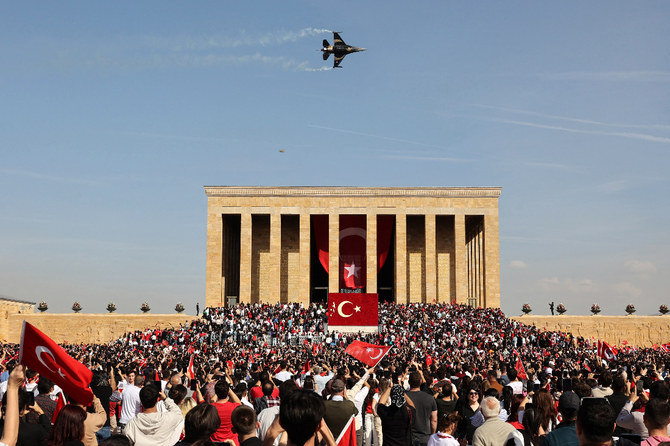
19, 322, 94, 405
344, 340, 391, 367
597, 340, 617, 361
187, 355, 195, 380
328, 293, 378, 326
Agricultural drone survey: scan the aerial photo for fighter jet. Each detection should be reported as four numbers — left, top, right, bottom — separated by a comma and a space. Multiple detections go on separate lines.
321, 32, 366, 68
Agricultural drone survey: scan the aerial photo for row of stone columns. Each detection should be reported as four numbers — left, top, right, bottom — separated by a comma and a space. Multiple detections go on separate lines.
217, 211, 497, 306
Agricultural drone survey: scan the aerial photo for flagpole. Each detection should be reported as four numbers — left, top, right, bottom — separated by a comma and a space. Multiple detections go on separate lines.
373, 346, 393, 368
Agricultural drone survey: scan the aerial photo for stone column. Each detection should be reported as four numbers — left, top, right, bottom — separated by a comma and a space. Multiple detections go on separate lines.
425, 213, 436, 303
366, 213, 377, 294
454, 214, 467, 305
269, 212, 281, 303
395, 214, 407, 304
299, 213, 311, 306
205, 211, 223, 308
328, 213, 339, 293
239, 211, 252, 304
484, 212, 501, 308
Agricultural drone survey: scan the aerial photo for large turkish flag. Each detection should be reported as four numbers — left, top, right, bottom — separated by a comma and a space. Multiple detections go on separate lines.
344, 340, 391, 367
19, 321, 94, 405
328, 293, 378, 326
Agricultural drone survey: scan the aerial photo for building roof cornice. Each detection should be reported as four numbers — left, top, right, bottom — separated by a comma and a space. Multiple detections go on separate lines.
204, 186, 502, 199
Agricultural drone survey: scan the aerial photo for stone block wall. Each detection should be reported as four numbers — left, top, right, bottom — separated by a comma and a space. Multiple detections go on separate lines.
4, 313, 195, 345
512, 315, 670, 348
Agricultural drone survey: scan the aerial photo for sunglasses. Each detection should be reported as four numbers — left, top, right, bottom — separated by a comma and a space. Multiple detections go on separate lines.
469, 391, 479, 395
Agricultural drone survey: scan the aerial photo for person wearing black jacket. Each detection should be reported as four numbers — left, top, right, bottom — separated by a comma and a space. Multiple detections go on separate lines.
16, 389, 50, 446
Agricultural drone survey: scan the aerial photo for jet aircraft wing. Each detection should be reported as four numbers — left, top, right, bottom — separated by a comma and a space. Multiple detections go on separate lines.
333, 54, 345, 68
333, 32, 345, 46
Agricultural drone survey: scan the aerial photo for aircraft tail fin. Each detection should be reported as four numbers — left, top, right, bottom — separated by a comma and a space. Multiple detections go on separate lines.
323, 52, 330, 61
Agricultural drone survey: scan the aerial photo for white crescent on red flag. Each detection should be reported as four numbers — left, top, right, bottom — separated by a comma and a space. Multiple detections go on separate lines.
19, 321, 94, 405
344, 340, 391, 367
597, 340, 617, 361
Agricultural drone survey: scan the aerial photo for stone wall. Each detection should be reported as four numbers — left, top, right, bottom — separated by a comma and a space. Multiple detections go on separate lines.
3, 313, 195, 345
512, 315, 670, 348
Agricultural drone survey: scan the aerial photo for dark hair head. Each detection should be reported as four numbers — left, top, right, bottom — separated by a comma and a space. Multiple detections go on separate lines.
280, 389, 325, 446
408, 371, 422, 388
330, 379, 345, 394
139, 385, 159, 409
184, 403, 221, 442
303, 375, 315, 391
37, 377, 55, 395
279, 379, 298, 401
577, 400, 615, 443
522, 405, 542, 437
484, 387, 500, 400
650, 381, 670, 401
169, 384, 188, 405
18, 389, 32, 412
644, 398, 670, 430
215, 380, 230, 400
599, 370, 613, 388
262, 381, 274, 397
612, 375, 626, 393
48, 404, 86, 446
437, 413, 461, 433
230, 405, 257, 436
507, 368, 518, 382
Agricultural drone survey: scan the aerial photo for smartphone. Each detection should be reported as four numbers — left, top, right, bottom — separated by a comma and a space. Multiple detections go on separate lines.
562, 378, 572, 392
636, 381, 645, 395
26, 391, 35, 407
533, 383, 540, 392
190, 379, 199, 391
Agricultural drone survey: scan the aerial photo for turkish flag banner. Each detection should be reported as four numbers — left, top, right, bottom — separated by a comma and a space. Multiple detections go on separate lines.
328, 293, 378, 327
345, 341, 391, 367
344, 340, 391, 367
336, 414, 357, 446
597, 340, 617, 361
513, 349, 528, 380
19, 321, 94, 405
339, 215, 366, 289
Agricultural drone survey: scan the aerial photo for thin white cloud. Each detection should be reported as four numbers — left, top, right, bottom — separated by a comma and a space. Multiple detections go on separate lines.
381, 155, 472, 162
624, 260, 657, 275
596, 180, 629, 193
612, 281, 643, 298
472, 104, 670, 131
488, 118, 670, 144
509, 260, 527, 269
541, 71, 670, 82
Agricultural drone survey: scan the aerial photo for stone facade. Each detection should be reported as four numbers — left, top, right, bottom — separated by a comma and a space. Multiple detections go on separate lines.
205, 186, 502, 308
0, 297, 35, 342
512, 315, 670, 348
2, 313, 193, 345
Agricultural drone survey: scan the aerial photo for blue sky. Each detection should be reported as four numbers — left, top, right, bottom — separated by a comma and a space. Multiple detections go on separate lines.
1, 1, 668, 315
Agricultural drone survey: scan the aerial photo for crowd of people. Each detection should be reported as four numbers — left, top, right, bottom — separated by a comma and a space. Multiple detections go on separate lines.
0, 302, 669, 446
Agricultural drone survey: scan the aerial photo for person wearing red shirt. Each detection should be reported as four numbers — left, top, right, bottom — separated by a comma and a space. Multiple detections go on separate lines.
211, 379, 242, 445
